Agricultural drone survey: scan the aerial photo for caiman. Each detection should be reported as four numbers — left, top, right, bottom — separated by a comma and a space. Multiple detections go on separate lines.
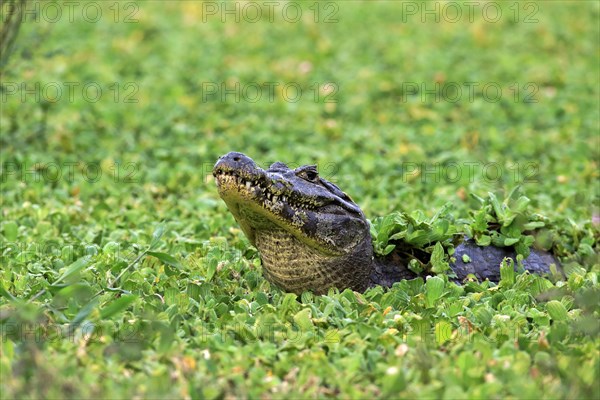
213, 152, 560, 295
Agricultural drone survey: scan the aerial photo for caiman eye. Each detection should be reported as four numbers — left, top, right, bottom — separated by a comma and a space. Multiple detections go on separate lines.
304, 170, 318, 181
297, 166, 319, 182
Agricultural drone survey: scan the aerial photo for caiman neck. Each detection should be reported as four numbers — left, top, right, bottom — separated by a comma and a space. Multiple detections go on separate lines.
254, 229, 373, 295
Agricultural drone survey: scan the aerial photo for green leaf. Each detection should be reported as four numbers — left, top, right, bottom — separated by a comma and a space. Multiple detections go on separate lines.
433, 219, 450, 236
502, 213, 517, 227
475, 235, 491, 246
469, 193, 485, 205
430, 202, 453, 222
293, 308, 313, 331
164, 288, 180, 306
426, 276, 445, 307
187, 283, 202, 301
503, 237, 520, 246
281, 292, 298, 306
471, 210, 488, 233
0, 283, 18, 302
500, 223, 522, 238
491, 233, 506, 247
406, 230, 433, 247
147, 251, 182, 269
500, 258, 515, 285
506, 185, 522, 201
150, 222, 166, 248
100, 295, 137, 319
489, 192, 505, 221
523, 221, 545, 230
512, 195, 531, 213
514, 241, 531, 258
408, 258, 424, 275
3, 221, 17, 241
1, 339, 14, 365
435, 320, 453, 345
300, 291, 314, 303
69, 298, 98, 334
206, 257, 218, 281
52, 256, 92, 287
382, 244, 396, 255
546, 300, 568, 321
430, 242, 450, 274
388, 231, 406, 241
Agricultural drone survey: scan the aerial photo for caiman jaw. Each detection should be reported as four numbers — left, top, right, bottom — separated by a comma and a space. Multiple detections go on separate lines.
213, 151, 374, 294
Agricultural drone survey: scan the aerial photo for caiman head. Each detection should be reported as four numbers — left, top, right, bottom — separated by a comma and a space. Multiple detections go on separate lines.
213, 152, 373, 294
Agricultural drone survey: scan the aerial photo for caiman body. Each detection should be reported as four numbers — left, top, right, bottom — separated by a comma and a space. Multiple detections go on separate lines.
213, 152, 559, 295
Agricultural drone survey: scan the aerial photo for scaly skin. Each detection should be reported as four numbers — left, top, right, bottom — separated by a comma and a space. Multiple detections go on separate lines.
213, 152, 560, 295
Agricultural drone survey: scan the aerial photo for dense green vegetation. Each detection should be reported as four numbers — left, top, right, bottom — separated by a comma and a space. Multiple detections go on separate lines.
1, 1, 598, 398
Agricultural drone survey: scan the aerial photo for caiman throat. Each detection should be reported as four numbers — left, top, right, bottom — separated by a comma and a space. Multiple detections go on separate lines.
213, 152, 559, 295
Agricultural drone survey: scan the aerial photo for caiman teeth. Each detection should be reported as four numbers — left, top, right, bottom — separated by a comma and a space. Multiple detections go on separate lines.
217, 171, 322, 210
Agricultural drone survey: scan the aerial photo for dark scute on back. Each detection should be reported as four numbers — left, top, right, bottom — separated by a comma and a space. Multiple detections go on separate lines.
452, 239, 561, 282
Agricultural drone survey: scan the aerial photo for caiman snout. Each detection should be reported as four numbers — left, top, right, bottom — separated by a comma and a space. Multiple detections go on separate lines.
213, 151, 258, 176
